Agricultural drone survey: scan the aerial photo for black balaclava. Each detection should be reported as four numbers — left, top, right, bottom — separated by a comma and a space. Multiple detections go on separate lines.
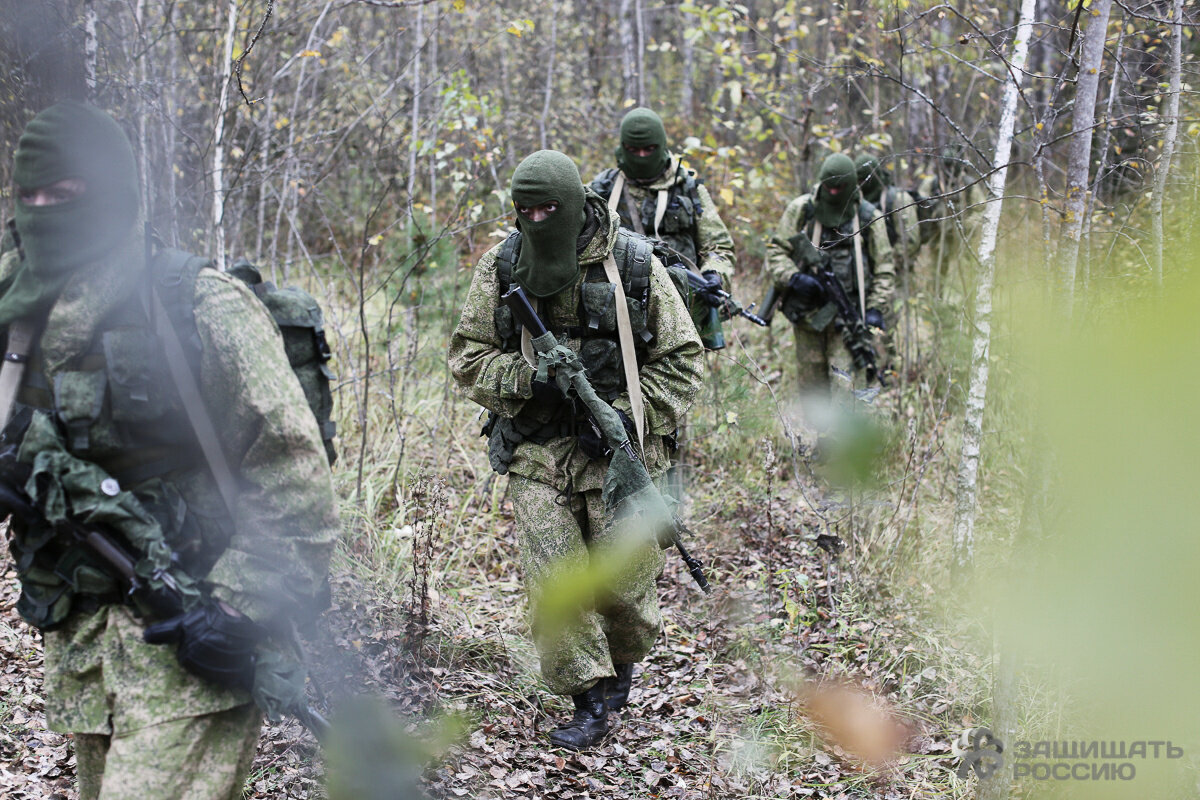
813, 153, 859, 227
615, 107, 671, 182
510, 150, 587, 299
853, 154, 890, 206
0, 101, 139, 324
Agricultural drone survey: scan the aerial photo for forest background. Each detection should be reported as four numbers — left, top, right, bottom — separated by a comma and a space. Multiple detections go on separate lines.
0, 1, 1198, 799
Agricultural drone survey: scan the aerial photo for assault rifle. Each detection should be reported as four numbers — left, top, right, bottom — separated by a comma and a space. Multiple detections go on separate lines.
684, 270, 767, 327
787, 232, 887, 388
501, 285, 711, 594
0, 458, 332, 741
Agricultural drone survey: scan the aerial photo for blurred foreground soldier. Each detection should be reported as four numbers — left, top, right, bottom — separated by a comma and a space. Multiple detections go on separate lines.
589, 106, 737, 351
0, 102, 337, 798
449, 150, 702, 750
854, 154, 920, 272
765, 153, 895, 402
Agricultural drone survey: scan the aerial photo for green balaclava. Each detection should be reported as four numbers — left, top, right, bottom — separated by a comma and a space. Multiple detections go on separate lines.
813, 153, 859, 227
0, 101, 140, 324
615, 107, 671, 182
510, 150, 587, 299
853, 154, 890, 205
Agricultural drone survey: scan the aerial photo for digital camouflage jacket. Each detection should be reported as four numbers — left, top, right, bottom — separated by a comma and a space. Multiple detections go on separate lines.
448, 200, 704, 494
0, 229, 338, 734
590, 157, 737, 280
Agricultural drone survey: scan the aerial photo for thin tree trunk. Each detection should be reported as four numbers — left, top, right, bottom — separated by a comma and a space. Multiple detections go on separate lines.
679, 3, 694, 117
1083, 16, 1125, 293
211, 0, 239, 269
951, 0, 1038, 573
633, 0, 646, 105
82, 0, 98, 98
407, 1, 424, 219
539, 2, 559, 150
1057, 0, 1113, 315
618, 0, 636, 103
1150, 0, 1183, 287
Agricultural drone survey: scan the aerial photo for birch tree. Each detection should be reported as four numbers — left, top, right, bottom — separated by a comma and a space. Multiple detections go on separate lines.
1057, 0, 1114, 314
211, 0, 239, 270
951, 0, 1038, 572
1149, 0, 1183, 287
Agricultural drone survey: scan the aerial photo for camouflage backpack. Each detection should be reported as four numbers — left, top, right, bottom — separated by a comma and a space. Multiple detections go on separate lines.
156, 250, 338, 465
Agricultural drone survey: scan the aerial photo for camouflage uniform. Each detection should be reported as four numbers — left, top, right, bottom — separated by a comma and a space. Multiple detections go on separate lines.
589, 157, 736, 281
916, 166, 986, 291
765, 194, 895, 394
448, 196, 703, 696
0, 229, 338, 796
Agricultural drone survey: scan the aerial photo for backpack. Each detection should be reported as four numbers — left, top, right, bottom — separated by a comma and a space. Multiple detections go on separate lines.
155, 250, 338, 465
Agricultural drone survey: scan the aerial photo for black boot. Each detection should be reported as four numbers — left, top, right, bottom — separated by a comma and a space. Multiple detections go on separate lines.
548, 682, 608, 751
605, 663, 635, 711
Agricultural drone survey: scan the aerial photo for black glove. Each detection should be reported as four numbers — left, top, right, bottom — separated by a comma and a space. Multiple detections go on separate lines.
695, 271, 725, 308
788, 271, 825, 306
577, 410, 637, 460
143, 602, 263, 691
529, 376, 565, 407
864, 308, 886, 331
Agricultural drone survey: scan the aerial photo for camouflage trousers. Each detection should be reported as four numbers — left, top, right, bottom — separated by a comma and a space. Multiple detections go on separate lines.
73, 703, 261, 800
792, 322, 862, 399
509, 474, 666, 697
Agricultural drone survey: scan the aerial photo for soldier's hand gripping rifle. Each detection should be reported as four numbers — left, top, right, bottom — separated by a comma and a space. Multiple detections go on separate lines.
684, 270, 768, 327
500, 285, 711, 594
0, 450, 332, 742
787, 232, 887, 388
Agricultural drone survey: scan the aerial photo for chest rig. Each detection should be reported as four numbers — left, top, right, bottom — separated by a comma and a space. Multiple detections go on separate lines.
590, 167, 704, 270
4, 250, 232, 629
800, 199, 877, 300
492, 229, 654, 434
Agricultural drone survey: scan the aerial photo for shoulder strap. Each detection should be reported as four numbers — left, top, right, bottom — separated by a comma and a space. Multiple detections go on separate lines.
494, 230, 522, 295
148, 248, 239, 517
852, 210, 867, 320
150, 283, 239, 517
0, 319, 38, 431
602, 252, 645, 454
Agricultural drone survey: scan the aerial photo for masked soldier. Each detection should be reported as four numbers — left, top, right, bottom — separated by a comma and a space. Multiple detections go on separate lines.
916, 145, 986, 294
765, 153, 895, 399
0, 101, 337, 798
854, 154, 921, 272
588, 107, 736, 351
448, 150, 702, 750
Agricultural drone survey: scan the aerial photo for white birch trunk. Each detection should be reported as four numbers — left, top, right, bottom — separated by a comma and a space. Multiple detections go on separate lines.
82, 0, 98, 97
212, 0, 239, 270
407, 2, 424, 220
539, 3, 559, 150
1150, 0, 1183, 287
951, 0, 1038, 572
618, 0, 636, 104
1057, 0, 1113, 315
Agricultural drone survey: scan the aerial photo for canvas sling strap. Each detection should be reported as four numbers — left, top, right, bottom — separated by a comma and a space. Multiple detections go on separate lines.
603, 253, 646, 454
811, 215, 867, 322
0, 319, 37, 431
607, 171, 670, 241
149, 287, 239, 518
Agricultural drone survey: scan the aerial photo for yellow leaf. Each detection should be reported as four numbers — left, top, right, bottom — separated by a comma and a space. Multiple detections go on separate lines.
299, 49, 321, 58
719, 187, 734, 206
506, 24, 523, 36
1035, 122, 1044, 130
368, 233, 384, 247
274, 117, 290, 130
453, 0, 465, 10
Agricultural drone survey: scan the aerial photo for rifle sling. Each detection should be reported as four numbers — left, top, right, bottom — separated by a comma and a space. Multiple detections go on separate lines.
0, 318, 37, 431
810, 217, 867, 321
602, 253, 646, 454
150, 286, 239, 518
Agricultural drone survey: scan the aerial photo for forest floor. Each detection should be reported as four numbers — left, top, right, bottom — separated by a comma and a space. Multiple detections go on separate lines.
0, 442, 987, 799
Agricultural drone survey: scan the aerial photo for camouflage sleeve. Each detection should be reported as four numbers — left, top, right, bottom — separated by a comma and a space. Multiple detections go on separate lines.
612, 258, 704, 436
694, 182, 736, 279
864, 210, 896, 311
765, 196, 808, 288
447, 245, 535, 418
191, 271, 338, 623
896, 189, 922, 262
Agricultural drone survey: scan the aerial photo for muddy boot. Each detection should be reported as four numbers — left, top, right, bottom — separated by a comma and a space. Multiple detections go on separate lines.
548, 683, 608, 751
605, 663, 634, 711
